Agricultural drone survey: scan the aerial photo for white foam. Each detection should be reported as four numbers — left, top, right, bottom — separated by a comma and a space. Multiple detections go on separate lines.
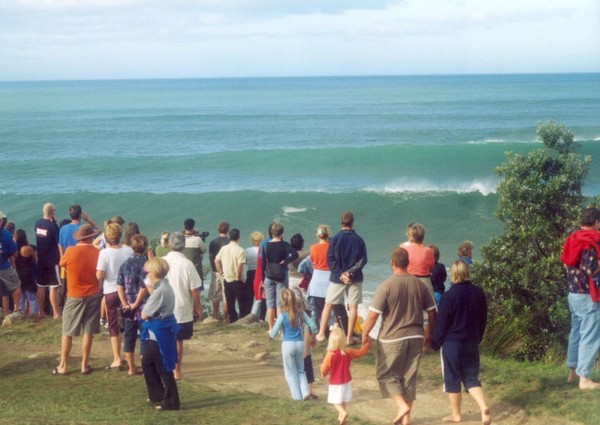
282, 206, 309, 215
363, 178, 498, 196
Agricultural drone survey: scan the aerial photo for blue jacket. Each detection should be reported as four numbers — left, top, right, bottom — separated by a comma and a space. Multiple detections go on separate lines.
140, 314, 180, 372
327, 229, 367, 284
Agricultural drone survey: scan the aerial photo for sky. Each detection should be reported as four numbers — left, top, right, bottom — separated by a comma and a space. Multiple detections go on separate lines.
0, 0, 599, 81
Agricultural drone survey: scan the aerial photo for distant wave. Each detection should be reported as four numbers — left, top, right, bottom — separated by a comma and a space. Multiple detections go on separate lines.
363, 178, 498, 196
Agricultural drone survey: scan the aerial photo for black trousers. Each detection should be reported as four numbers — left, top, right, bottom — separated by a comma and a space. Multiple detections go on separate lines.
142, 340, 180, 410
224, 280, 253, 322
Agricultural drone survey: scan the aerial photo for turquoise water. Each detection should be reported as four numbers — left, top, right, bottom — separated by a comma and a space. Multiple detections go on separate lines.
1, 73, 599, 292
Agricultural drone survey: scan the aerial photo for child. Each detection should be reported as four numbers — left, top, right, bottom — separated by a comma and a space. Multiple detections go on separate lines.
269, 288, 318, 401
432, 260, 491, 425
320, 326, 370, 425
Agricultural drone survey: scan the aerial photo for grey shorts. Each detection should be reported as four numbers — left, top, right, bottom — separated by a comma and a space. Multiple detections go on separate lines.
62, 294, 102, 337
325, 281, 362, 305
0, 268, 21, 295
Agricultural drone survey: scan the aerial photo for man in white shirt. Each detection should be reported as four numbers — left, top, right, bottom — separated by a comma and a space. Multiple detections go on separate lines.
163, 232, 203, 381
215, 228, 248, 323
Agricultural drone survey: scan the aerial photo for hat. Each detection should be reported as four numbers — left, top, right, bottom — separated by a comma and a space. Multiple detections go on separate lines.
73, 224, 100, 241
0, 211, 6, 219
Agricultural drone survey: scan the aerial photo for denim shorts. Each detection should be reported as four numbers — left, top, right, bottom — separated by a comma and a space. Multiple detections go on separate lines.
264, 277, 288, 309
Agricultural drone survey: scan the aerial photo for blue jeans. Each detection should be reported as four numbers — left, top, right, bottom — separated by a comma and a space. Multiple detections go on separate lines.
281, 340, 309, 400
566, 293, 600, 378
20, 290, 39, 315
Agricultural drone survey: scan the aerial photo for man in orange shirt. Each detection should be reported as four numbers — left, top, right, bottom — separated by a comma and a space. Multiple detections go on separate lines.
53, 224, 101, 375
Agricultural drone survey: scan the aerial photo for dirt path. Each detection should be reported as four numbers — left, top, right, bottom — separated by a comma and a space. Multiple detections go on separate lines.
180, 321, 580, 425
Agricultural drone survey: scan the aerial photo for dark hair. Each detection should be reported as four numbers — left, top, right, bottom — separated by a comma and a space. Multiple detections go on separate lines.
391, 247, 410, 269
341, 211, 354, 228
228, 228, 240, 241
130, 234, 148, 254
581, 207, 600, 227
69, 205, 82, 220
217, 221, 230, 234
290, 233, 304, 251
184, 218, 195, 231
15, 229, 29, 250
125, 222, 140, 246
430, 244, 440, 262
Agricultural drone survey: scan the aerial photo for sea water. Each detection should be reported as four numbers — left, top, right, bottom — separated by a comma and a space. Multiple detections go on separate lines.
1, 73, 599, 295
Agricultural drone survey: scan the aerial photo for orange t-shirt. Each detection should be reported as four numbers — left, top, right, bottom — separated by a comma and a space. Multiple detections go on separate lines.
310, 242, 329, 271
60, 243, 100, 298
401, 242, 434, 277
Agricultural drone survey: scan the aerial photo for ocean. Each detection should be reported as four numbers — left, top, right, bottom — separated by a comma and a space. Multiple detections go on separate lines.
1, 73, 599, 295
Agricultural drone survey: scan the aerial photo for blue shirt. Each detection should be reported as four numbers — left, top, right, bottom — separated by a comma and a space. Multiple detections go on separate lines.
270, 311, 317, 341
59, 223, 82, 251
0, 228, 16, 270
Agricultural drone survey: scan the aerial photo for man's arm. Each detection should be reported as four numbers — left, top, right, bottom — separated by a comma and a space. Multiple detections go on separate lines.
423, 308, 436, 353
81, 212, 99, 230
361, 310, 380, 347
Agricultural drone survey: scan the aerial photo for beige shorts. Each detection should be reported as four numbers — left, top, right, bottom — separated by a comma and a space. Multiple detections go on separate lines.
325, 281, 362, 305
208, 272, 224, 302
376, 338, 423, 402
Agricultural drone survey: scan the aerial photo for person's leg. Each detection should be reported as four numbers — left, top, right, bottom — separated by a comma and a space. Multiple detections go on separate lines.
11, 287, 21, 313
26, 290, 39, 315
294, 341, 310, 399
443, 393, 462, 422
55, 335, 73, 373
333, 403, 347, 424
238, 281, 253, 318
566, 293, 581, 379
467, 387, 491, 425
49, 287, 60, 318
316, 303, 333, 341
346, 303, 358, 345
175, 339, 184, 380
391, 395, 411, 425
81, 333, 93, 373
281, 341, 302, 400
223, 280, 238, 323
110, 335, 122, 366
570, 294, 600, 389
123, 319, 140, 374
20, 290, 27, 314
36, 287, 47, 318
142, 340, 165, 403
160, 370, 181, 410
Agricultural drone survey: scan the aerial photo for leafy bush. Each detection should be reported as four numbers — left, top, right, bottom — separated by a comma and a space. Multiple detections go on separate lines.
474, 121, 591, 360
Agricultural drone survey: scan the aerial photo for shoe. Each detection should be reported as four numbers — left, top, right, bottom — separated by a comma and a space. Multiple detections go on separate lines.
105, 364, 126, 371
51, 367, 68, 376
100, 318, 107, 326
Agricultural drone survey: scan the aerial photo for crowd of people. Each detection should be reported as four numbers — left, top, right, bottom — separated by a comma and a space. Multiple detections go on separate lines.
1, 202, 597, 423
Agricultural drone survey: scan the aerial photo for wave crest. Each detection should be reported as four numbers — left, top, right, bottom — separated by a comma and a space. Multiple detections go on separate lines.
364, 178, 498, 196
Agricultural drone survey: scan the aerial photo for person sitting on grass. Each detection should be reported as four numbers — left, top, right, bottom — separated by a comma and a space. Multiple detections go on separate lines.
320, 326, 370, 425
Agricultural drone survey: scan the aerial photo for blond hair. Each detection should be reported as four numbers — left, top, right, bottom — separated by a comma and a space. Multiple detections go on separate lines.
250, 231, 264, 247
457, 240, 474, 257
279, 288, 300, 328
327, 326, 347, 352
105, 223, 122, 245
317, 224, 330, 240
450, 260, 470, 283
144, 257, 170, 280
406, 222, 426, 243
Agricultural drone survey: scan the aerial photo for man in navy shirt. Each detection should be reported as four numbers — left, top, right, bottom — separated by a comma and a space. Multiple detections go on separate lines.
35, 203, 61, 318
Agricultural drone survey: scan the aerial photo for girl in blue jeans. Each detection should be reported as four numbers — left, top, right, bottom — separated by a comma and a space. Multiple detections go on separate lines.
269, 288, 317, 400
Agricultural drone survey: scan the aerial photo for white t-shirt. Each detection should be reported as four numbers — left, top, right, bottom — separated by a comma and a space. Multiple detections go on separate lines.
97, 245, 133, 295
245, 246, 259, 272
164, 251, 203, 323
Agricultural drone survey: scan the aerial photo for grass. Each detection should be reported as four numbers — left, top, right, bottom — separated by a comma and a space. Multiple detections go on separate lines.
1, 317, 599, 424
0, 318, 375, 425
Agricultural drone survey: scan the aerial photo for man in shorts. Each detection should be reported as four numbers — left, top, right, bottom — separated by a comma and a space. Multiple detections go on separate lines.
53, 224, 101, 375
35, 203, 61, 318
362, 247, 437, 425
0, 211, 21, 316
208, 221, 230, 321
316, 211, 367, 345
163, 232, 203, 381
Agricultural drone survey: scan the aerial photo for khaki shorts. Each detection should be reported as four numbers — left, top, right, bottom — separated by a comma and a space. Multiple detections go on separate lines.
325, 281, 362, 305
208, 272, 224, 302
62, 294, 102, 337
376, 338, 423, 402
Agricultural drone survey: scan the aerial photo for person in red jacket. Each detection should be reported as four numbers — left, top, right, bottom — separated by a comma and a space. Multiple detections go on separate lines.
320, 326, 370, 425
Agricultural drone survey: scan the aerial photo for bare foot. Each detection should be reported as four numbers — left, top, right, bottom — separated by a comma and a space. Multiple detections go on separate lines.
579, 377, 600, 390
316, 333, 326, 342
338, 411, 347, 425
482, 408, 491, 425
393, 405, 411, 425
442, 414, 461, 422
567, 368, 577, 384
